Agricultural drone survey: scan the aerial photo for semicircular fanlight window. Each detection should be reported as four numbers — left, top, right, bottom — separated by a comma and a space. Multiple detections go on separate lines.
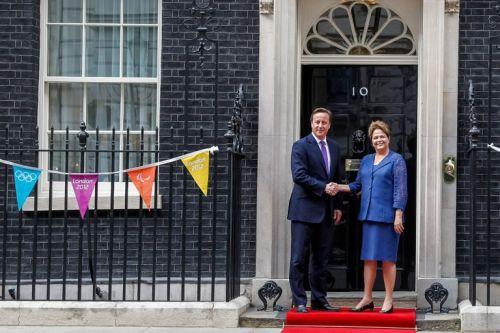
303, 1, 416, 56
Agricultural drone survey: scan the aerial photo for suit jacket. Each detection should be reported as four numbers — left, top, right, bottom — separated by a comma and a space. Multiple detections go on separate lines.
348, 150, 408, 223
287, 134, 344, 223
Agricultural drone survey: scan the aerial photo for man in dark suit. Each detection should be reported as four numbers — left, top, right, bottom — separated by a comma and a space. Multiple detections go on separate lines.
288, 107, 344, 313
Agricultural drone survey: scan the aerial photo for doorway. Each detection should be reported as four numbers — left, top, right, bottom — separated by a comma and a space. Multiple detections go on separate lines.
301, 65, 417, 291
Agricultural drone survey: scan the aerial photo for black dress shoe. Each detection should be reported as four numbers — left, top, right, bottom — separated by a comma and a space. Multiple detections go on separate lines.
380, 305, 393, 313
296, 305, 308, 313
311, 303, 339, 311
350, 301, 374, 312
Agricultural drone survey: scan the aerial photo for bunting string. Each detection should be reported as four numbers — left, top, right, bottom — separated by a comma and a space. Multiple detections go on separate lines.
3, 146, 218, 214
0, 146, 218, 176
488, 143, 500, 152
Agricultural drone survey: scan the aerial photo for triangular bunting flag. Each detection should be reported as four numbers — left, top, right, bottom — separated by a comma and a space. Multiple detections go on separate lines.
13, 166, 41, 211
127, 165, 156, 210
181, 151, 210, 196
70, 174, 98, 220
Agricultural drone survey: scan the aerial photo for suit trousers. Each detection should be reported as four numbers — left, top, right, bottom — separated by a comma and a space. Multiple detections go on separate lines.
289, 216, 333, 307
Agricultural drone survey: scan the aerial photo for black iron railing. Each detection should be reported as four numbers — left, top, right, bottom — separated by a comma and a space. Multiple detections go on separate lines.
0, 115, 244, 302
466, 3, 500, 306
0, 0, 245, 303
467, 80, 480, 306
224, 85, 244, 301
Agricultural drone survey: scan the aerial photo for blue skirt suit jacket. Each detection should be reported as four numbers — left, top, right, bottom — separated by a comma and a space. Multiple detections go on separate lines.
348, 150, 408, 261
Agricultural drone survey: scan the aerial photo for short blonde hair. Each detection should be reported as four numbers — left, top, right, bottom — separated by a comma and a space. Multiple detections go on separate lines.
368, 120, 391, 140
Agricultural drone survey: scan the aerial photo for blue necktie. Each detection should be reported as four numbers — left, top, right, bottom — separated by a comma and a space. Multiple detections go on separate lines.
320, 141, 329, 176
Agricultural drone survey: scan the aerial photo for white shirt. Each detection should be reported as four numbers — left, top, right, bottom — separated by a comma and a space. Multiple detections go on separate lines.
311, 133, 330, 173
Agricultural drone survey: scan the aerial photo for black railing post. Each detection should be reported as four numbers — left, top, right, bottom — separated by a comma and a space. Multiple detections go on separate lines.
47, 127, 54, 300
152, 126, 159, 301
197, 127, 204, 302
486, 4, 500, 307
122, 128, 130, 300
16, 126, 24, 300
2, 125, 8, 300
224, 84, 245, 301
167, 127, 174, 301
62, 127, 69, 300
93, 127, 101, 299
137, 127, 144, 301
76, 122, 90, 300
467, 80, 479, 306
109, 128, 116, 301
32, 127, 39, 300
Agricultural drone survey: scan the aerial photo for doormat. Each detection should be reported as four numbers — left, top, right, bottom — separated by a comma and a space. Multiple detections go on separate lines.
282, 307, 416, 333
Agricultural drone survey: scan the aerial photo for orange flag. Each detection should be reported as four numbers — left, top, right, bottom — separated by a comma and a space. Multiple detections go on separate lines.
127, 165, 156, 210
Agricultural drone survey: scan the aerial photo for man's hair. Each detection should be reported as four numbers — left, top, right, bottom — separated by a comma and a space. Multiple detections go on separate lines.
368, 120, 391, 139
310, 107, 332, 123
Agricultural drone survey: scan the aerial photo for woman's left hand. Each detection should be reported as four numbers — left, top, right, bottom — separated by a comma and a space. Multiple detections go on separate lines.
394, 212, 404, 234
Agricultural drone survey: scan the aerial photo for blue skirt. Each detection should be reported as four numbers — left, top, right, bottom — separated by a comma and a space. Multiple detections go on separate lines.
360, 220, 400, 263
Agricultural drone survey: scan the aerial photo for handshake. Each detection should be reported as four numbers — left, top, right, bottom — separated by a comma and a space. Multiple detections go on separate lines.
325, 182, 340, 196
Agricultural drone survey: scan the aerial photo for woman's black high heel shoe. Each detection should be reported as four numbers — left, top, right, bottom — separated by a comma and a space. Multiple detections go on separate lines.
350, 301, 374, 312
380, 305, 394, 313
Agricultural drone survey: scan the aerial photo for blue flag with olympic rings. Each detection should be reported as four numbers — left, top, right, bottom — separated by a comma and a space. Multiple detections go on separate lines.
13, 165, 41, 211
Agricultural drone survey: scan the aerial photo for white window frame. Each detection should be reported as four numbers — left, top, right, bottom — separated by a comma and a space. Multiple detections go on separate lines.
34, 0, 162, 208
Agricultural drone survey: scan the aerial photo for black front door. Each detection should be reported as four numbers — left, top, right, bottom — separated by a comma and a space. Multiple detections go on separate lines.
301, 65, 417, 291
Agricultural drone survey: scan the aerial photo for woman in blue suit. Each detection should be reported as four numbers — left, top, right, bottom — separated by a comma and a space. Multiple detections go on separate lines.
335, 120, 407, 313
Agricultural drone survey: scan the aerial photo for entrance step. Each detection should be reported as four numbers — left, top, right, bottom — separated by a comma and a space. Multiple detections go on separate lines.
416, 313, 461, 332
239, 306, 285, 328
326, 291, 417, 309
240, 307, 461, 331
240, 291, 417, 328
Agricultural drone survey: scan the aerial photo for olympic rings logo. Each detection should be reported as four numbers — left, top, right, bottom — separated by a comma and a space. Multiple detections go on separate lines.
15, 170, 37, 183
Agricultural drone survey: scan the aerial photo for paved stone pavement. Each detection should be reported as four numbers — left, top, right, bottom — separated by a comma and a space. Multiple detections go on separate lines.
0, 328, 282, 333
0, 328, 461, 333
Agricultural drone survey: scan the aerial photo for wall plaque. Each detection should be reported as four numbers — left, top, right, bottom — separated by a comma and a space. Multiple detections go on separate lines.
346, 159, 361, 172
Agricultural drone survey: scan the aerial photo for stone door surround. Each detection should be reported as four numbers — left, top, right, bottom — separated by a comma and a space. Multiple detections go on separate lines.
256, 0, 459, 308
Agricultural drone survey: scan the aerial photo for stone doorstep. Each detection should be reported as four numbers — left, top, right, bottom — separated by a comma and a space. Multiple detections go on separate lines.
326, 291, 417, 308
240, 307, 461, 331
416, 313, 461, 332
239, 306, 285, 328
241, 292, 463, 331
241, 292, 417, 329
459, 300, 500, 333
0, 296, 250, 328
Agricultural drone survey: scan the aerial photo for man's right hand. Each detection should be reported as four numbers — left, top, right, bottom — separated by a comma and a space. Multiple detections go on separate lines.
325, 182, 339, 196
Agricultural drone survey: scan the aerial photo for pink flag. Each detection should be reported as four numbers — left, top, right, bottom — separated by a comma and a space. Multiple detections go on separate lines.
70, 174, 98, 220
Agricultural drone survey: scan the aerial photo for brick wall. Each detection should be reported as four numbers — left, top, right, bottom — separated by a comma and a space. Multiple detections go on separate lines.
159, 0, 259, 279
458, 0, 500, 279
0, 0, 39, 144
